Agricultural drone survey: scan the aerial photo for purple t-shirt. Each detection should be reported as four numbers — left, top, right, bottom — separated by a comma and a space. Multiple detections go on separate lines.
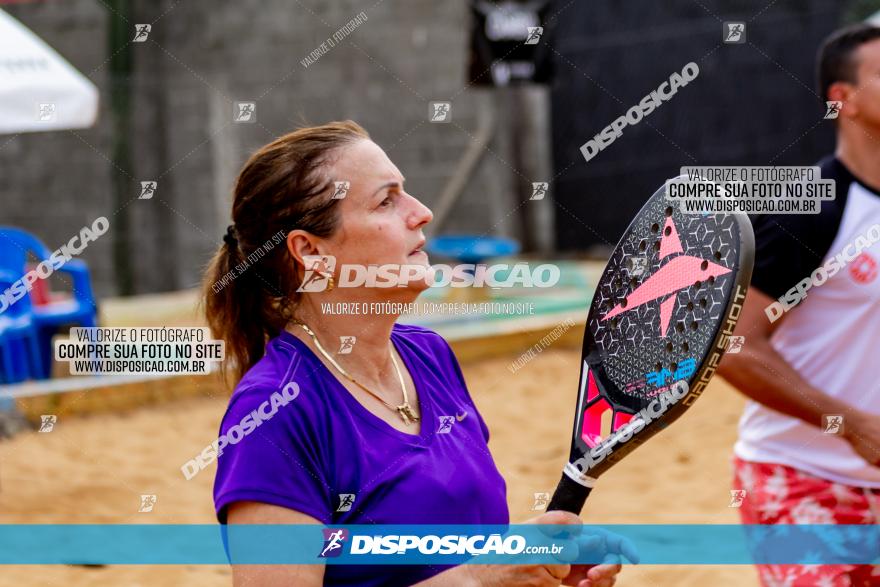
214, 323, 509, 586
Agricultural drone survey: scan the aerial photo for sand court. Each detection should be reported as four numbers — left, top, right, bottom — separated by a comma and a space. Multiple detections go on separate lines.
0, 344, 757, 586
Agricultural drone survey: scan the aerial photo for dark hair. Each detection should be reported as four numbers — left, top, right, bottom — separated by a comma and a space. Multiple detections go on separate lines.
201, 120, 370, 386
817, 23, 880, 101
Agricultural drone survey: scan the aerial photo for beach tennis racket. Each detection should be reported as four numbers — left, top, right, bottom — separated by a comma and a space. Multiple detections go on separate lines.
547, 176, 754, 514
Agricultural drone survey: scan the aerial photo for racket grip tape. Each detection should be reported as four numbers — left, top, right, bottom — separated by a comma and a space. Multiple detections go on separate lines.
546, 472, 592, 514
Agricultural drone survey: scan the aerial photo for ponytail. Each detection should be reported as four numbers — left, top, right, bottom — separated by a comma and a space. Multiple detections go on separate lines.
201, 120, 369, 387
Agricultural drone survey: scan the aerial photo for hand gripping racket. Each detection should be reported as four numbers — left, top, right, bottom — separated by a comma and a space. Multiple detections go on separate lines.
547, 176, 754, 514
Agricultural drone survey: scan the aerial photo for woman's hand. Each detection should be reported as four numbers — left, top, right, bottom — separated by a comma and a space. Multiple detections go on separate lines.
453, 510, 578, 586
420, 510, 635, 587
562, 562, 622, 587
459, 510, 631, 587
533, 510, 629, 587
463, 561, 573, 587
559, 522, 638, 587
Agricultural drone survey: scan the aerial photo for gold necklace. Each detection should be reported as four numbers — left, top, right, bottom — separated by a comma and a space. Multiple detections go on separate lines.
292, 321, 420, 426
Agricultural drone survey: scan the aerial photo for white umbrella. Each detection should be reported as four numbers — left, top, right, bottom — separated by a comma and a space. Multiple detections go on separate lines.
0, 8, 99, 134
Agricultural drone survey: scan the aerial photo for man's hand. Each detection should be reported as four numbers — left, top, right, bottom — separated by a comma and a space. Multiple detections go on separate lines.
560, 524, 638, 587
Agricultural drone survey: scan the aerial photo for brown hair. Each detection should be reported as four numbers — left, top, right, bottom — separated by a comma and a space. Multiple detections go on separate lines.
201, 120, 369, 386
817, 23, 880, 101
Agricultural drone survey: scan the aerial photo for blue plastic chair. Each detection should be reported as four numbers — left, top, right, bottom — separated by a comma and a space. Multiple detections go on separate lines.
0, 270, 43, 383
425, 235, 521, 265
424, 235, 522, 302
0, 227, 98, 380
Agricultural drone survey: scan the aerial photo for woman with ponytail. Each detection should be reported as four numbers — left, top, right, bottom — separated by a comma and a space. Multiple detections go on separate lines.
203, 121, 624, 587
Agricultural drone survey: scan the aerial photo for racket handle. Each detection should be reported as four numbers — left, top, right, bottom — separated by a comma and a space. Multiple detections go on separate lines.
546, 472, 592, 514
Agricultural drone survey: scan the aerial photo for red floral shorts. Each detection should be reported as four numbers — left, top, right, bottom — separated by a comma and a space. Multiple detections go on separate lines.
732, 456, 880, 586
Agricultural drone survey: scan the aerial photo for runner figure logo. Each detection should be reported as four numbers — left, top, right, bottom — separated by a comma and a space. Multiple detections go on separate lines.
139, 181, 157, 200
319, 529, 348, 558
727, 336, 745, 354
723, 22, 746, 43
822, 414, 844, 435
133, 24, 151, 42
625, 256, 648, 277
38, 415, 57, 433
138, 494, 157, 513
429, 102, 451, 123
332, 181, 350, 200
234, 102, 256, 123
824, 100, 843, 119
297, 255, 336, 292
437, 416, 455, 434
728, 489, 747, 508
336, 493, 356, 512
531, 492, 550, 511
525, 26, 543, 45
37, 103, 56, 122
530, 182, 548, 201
338, 336, 356, 355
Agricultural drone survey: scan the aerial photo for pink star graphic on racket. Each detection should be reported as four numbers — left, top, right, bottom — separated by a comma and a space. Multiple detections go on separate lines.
601, 217, 731, 337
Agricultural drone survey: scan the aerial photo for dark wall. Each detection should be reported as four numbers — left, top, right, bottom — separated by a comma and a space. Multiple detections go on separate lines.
548, 0, 855, 251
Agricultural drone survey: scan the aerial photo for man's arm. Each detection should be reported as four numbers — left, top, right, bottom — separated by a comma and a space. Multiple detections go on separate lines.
717, 287, 880, 467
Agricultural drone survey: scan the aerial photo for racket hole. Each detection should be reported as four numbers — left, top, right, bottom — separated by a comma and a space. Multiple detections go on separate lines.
686, 301, 694, 311
671, 362, 678, 371
664, 226, 672, 236
666, 342, 673, 352
676, 321, 685, 333
714, 251, 722, 260
665, 206, 673, 217
651, 223, 659, 233
682, 342, 689, 352
655, 362, 662, 371
708, 275, 716, 285
630, 277, 638, 287
620, 298, 628, 308
700, 260, 708, 271
613, 277, 622, 288
694, 280, 702, 289
654, 240, 661, 251
699, 297, 707, 308
691, 320, 699, 331
610, 318, 618, 329
639, 240, 647, 252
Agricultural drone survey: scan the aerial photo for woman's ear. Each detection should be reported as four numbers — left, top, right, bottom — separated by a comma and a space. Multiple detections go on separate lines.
286, 230, 323, 267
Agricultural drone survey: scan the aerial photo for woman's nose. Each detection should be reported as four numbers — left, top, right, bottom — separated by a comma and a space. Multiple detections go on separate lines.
407, 194, 433, 228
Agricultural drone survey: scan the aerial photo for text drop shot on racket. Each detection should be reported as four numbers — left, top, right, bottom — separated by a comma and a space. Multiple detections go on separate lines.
548, 177, 754, 514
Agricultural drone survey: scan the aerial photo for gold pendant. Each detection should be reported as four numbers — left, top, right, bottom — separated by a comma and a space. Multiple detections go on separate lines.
397, 403, 419, 425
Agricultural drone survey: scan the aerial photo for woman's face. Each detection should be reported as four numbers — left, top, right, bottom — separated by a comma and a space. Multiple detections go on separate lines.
320, 138, 434, 294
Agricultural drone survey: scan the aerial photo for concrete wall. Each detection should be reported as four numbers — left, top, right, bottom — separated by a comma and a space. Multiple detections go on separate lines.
2, 0, 530, 296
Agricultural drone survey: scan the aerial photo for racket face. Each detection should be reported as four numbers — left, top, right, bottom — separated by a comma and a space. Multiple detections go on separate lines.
565, 177, 754, 481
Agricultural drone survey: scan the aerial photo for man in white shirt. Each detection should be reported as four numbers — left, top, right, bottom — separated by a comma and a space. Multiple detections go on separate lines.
719, 23, 880, 586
